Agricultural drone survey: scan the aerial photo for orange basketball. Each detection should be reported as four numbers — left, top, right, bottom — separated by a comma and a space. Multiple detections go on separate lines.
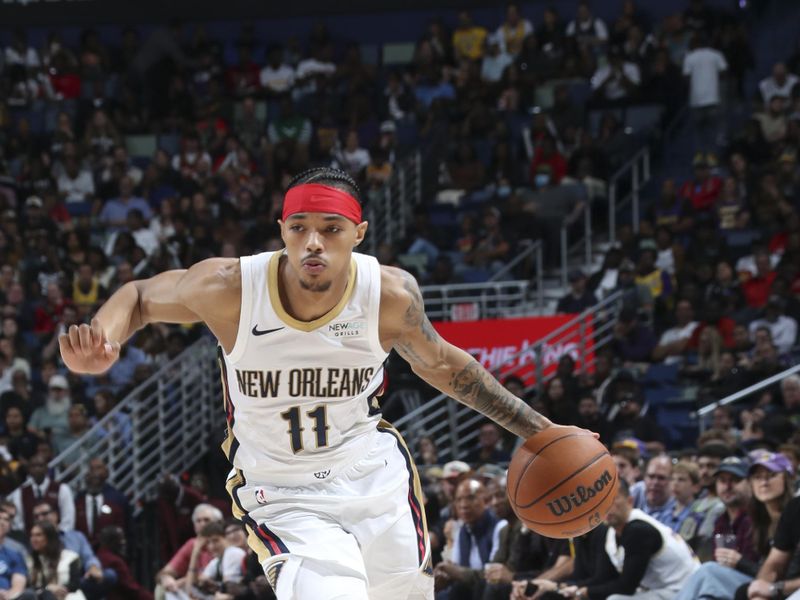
507, 426, 618, 539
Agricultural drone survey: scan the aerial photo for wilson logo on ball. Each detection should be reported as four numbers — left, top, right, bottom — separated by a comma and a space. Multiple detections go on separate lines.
545, 469, 613, 517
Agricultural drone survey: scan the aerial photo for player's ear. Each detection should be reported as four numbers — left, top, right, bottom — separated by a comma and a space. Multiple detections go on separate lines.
354, 221, 368, 247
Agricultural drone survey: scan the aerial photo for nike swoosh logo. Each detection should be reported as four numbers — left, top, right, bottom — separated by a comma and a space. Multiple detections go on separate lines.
252, 325, 285, 336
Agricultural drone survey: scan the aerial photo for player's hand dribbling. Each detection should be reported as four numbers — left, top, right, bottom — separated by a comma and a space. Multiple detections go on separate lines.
58, 318, 121, 375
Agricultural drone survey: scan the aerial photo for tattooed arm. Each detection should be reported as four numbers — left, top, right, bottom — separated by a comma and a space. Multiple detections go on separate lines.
380, 267, 553, 439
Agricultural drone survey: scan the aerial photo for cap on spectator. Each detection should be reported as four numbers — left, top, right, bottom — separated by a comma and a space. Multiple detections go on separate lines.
442, 460, 471, 480
568, 268, 586, 282
692, 152, 716, 168
748, 451, 794, 475
48, 374, 69, 390
25, 196, 43, 208
476, 464, 505, 480
380, 120, 397, 134
715, 456, 749, 479
613, 437, 647, 458
618, 258, 635, 272
767, 295, 785, 309
425, 466, 444, 480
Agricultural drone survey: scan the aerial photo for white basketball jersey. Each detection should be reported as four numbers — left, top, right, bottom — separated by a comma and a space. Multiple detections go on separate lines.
218, 250, 389, 487
606, 508, 699, 592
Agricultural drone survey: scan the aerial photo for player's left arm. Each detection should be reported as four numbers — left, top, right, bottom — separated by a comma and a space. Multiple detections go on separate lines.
382, 267, 554, 439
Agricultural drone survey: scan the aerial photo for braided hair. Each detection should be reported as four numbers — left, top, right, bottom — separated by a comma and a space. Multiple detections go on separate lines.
286, 167, 363, 204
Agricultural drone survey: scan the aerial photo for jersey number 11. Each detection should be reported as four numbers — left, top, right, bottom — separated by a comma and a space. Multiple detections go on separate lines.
280, 405, 330, 453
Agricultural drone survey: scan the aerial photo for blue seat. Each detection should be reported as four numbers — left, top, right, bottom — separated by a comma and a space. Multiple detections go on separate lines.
641, 363, 679, 386
624, 104, 664, 134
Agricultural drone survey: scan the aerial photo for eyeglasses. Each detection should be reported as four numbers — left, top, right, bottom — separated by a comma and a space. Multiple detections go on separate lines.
645, 474, 669, 481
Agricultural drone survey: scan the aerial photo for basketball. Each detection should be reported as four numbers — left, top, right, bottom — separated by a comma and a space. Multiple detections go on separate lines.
507, 426, 618, 539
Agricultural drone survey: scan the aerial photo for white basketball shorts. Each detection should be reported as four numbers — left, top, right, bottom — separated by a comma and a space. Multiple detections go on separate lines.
225, 421, 434, 600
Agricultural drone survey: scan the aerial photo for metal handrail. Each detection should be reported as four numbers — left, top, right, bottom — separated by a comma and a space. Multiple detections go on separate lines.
694, 363, 800, 431
365, 151, 422, 256
608, 146, 651, 243
44, 339, 221, 513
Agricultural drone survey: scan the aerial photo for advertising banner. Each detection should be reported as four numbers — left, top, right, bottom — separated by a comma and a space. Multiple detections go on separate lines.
433, 315, 594, 386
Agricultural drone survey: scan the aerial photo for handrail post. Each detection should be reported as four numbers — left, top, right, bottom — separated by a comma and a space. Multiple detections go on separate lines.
609, 180, 616, 245
584, 201, 592, 270
560, 225, 568, 289
536, 242, 544, 311
644, 147, 651, 181
398, 170, 407, 235
384, 188, 393, 246
632, 162, 640, 234
578, 317, 588, 375
447, 399, 460, 460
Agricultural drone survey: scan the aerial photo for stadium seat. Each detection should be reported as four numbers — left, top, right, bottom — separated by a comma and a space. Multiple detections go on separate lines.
624, 104, 664, 135
382, 42, 416, 66
125, 135, 157, 159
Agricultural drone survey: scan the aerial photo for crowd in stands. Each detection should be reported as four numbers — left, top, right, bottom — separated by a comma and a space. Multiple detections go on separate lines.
0, 0, 796, 599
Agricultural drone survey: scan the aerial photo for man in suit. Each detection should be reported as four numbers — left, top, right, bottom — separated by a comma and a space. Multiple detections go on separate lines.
9, 454, 75, 532
74, 458, 128, 543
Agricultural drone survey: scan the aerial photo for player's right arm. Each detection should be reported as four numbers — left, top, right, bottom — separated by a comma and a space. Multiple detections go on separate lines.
59, 258, 240, 375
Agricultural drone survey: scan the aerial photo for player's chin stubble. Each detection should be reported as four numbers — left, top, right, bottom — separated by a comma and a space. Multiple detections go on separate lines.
299, 278, 333, 293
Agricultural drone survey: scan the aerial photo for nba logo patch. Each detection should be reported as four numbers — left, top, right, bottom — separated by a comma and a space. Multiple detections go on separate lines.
255, 488, 268, 505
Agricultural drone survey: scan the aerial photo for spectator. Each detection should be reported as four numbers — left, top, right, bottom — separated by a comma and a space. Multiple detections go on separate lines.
590, 46, 641, 106
674, 456, 756, 599
741, 248, 776, 309
185, 520, 246, 600
529, 135, 567, 185
26, 522, 81, 600
32, 501, 105, 586
56, 156, 96, 213
759, 62, 798, 103
0, 508, 28, 600
557, 269, 596, 315
433, 479, 505, 599
566, 2, 609, 55
480, 35, 512, 84
651, 299, 700, 364
679, 152, 722, 213
611, 446, 641, 489
28, 374, 72, 452
734, 452, 799, 600
495, 3, 532, 57
96, 525, 153, 600
259, 47, 295, 96
573, 479, 698, 600
332, 130, 370, 180
53, 404, 96, 458
638, 455, 676, 526
464, 423, 511, 466
452, 12, 487, 62
611, 307, 657, 364
683, 34, 727, 152
9, 454, 76, 533
98, 176, 153, 231
74, 458, 127, 544
748, 295, 798, 355
266, 97, 311, 173
5, 405, 40, 463
754, 95, 789, 144
668, 461, 705, 541
155, 504, 222, 599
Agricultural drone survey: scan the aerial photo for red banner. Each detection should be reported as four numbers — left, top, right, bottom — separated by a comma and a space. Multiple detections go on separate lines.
432, 315, 594, 386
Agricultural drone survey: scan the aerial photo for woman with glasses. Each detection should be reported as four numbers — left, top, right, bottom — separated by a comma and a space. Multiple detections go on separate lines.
671, 452, 795, 600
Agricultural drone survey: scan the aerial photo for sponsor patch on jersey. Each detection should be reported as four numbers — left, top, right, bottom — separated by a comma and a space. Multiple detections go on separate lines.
314, 469, 331, 479
326, 319, 366, 338
255, 488, 268, 505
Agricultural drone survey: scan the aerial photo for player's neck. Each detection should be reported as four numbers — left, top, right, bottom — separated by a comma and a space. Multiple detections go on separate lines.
278, 259, 350, 322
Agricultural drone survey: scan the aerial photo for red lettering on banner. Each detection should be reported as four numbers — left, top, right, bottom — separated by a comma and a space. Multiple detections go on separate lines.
433, 315, 594, 385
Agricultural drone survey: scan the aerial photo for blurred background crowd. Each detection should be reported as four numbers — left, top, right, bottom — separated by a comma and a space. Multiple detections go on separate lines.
0, 0, 798, 599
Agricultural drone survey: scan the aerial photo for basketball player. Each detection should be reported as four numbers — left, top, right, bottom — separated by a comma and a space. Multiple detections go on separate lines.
59, 168, 558, 600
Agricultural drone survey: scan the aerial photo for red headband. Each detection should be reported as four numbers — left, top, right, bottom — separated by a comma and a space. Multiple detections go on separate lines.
283, 183, 362, 224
